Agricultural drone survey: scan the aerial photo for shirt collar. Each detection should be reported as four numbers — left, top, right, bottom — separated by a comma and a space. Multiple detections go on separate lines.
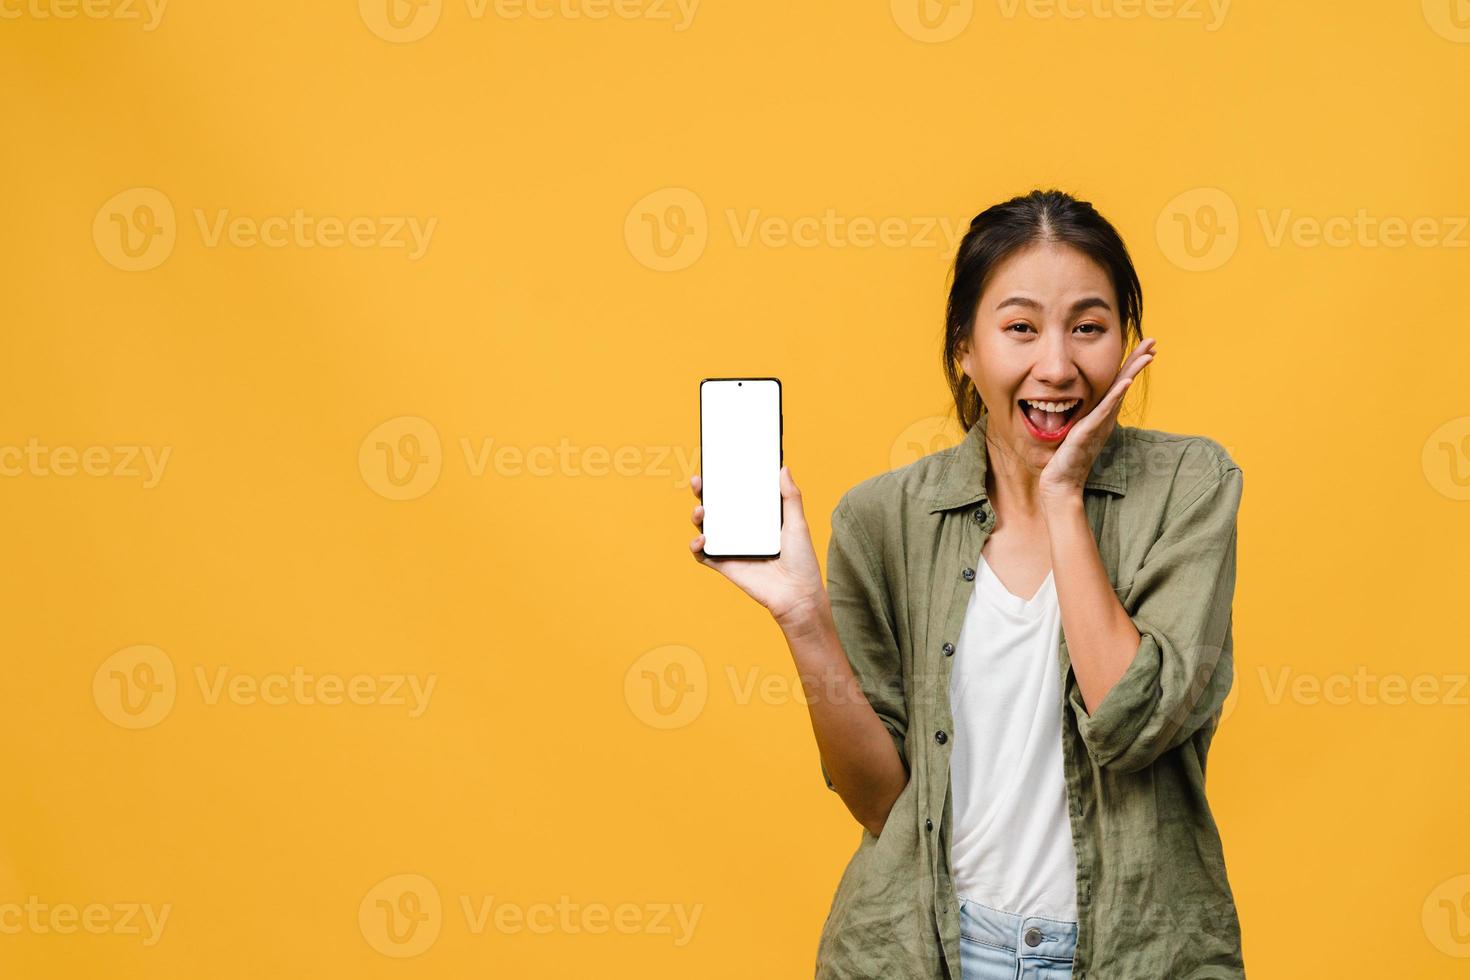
925, 409, 1129, 514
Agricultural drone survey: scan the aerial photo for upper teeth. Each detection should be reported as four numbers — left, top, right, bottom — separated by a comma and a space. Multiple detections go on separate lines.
1024, 399, 1079, 413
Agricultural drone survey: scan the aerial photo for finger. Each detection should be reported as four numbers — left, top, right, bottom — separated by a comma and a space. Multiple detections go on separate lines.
1117, 350, 1144, 380
1111, 375, 1136, 412
1104, 370, 1139, 416
1117, 338, 1153, 376
1123, 338, 1157, 374
691, 474, 702, 499
1115, 350, 1154, 392
1073, 385, 1122, 440
1125, 352, 1155, 385
780, 465, 808, 532
689, 534, 709, 563
1070, 380, 1132, 454
1089, 360, 1139, 419
691, 503, 703, 530
1081, 370, 1137, 437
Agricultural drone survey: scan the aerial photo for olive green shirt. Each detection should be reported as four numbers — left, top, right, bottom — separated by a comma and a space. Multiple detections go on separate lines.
815, 411, 1245, 979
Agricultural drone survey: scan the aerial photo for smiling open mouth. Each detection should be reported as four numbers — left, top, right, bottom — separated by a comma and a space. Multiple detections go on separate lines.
1019, 398, 1082, 437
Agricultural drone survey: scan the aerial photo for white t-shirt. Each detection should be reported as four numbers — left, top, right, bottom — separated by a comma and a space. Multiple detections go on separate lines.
947, 551, 1079, 922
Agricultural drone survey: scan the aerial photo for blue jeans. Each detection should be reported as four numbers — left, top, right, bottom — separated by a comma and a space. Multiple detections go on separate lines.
959, 898, 1077, 980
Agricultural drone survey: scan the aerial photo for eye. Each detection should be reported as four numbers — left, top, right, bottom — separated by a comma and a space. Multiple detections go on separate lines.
1005, 322, 1034, 334
1076, 322, 1105, 335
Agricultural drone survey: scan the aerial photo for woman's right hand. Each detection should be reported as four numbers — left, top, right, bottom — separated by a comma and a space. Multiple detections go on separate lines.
688, 466, 828, 629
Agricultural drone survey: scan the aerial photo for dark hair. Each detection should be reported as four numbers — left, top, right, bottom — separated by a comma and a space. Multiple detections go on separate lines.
942, 188, 1145, 431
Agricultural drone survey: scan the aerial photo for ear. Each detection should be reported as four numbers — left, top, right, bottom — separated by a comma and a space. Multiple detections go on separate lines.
956, 317, 979, 373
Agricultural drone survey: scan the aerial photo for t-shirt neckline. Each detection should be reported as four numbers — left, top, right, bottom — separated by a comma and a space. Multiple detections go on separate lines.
977, 553, 1055, 620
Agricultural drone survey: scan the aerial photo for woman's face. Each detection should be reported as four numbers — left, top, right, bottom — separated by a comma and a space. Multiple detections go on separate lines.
958, 241, 1126, 471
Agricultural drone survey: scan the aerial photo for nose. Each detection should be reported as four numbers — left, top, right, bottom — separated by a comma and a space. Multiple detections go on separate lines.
1030, 329, 1081, 389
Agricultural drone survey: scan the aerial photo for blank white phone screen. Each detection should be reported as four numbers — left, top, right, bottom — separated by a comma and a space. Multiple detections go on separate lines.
700, 379, 781, 558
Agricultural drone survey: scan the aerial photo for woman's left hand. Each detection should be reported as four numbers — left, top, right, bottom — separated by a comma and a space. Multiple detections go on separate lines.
1038, 338, 1157, 502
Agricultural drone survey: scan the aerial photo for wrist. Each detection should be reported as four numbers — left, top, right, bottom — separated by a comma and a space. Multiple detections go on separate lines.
776, 590, 833, 639
1039, 487, 1085, 517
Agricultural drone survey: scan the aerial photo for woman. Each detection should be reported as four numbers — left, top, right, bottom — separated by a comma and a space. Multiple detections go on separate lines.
688, 189, 1246, 979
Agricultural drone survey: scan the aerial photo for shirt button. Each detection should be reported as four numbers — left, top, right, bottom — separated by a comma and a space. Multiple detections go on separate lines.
973, 507, 985, 523
934, 730, 948, 744
1024, 927, 1042, 947
925, 817, 933, 831
941, 642, 955, 656
961, 567, 975, 581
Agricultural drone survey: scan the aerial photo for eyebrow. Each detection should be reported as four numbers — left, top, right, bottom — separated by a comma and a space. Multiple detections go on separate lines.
994, 295, 1114, 315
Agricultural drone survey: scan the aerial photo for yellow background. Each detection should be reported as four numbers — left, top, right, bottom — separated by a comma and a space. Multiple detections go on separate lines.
3, 1, 1469, 977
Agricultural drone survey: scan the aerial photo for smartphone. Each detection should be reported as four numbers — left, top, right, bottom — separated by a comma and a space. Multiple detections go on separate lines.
698, 377, 783, 559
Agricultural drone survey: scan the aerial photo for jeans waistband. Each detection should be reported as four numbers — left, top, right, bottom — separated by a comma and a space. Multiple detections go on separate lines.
959, 897, 1078, 960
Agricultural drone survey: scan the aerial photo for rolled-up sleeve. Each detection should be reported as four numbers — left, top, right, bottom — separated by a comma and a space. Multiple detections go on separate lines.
820, 493, 909, 791
1069, 460, 1243, 774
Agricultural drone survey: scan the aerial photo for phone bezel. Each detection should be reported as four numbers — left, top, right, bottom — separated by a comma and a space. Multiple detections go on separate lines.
698, 377, 783, 560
